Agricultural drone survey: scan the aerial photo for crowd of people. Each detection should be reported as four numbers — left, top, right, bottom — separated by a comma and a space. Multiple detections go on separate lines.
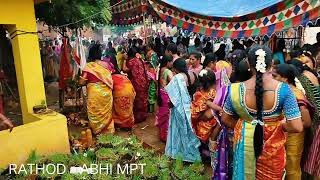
46, 33, 320, 179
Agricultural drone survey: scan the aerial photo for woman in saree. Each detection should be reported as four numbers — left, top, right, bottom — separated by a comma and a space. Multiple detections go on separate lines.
222, 45, 303, 180
102, 54, 137, 129
79, 44, 114, 135
288, 59, 320, 179
165, 58, 201, 162
155, 55, 173, 142
272, 64, 313, 180
123, 47, 149, 123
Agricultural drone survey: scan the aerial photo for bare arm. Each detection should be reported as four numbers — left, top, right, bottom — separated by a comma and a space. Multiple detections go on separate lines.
167, 71, 173, 83
210, 124, 222, 141
282, 118, 303, 133
221, 112, 238, 129
122, 60, 130, 72
206, 101, 223, 112
78, 72, 88, 86
0, 113, 13, 131
299, 106, 312, 128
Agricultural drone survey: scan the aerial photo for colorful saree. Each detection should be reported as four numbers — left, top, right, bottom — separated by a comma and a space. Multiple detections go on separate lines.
147, 70, 157, 113
83, 62, 114, 135
191, 89, 217, 141
165, 73, 201, 162
155, 69, 173, 142
286, 86, 315, 180
156, 88, 170, 142
112, 74, 136, 128
127, 57, 149, 123
223, 83, 301, 180
298, 75, 320, 177
212, 69, 231, 180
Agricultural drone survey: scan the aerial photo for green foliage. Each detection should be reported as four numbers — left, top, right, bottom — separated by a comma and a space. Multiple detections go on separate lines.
97, 134, 126, 147
68, 153, 93, 166
95, 148, 119, 163
61, 173, 75, 180
2, 135, 210, 179
35, 0, 112, 29
26, 150, 44, 164
47, 153, 70, 164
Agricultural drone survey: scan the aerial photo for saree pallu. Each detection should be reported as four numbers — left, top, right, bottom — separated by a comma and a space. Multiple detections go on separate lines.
112, 74, 136, 128
84, 62, 114, 134
165, 73, 201, 162
212, 71, 231, 180
155, 88, 170, 142
191, 89, 217, 142
304, 126, 320, 177
87, 83, 114, 134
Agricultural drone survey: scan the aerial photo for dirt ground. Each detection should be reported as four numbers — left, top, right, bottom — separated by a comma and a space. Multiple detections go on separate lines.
3, 81, 165, 149
5, 81, 211, 177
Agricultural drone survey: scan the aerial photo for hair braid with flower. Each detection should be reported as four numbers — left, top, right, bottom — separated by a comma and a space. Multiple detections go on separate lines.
248, 45, 273, 157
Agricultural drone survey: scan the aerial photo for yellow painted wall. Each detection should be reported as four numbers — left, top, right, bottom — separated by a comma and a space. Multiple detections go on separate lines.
0, 0, 70, 168
0, 114, 70, 168
0, 0, 46, 121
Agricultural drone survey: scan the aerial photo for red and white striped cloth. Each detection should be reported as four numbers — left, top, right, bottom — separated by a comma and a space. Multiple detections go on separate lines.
304, 126, 320, 177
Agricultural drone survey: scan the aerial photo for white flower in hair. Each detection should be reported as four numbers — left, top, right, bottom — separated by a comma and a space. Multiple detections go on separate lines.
199, 69, 208, 77
255, 49, 267, 73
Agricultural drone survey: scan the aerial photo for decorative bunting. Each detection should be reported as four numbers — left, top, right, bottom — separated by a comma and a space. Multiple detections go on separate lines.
111, 0, 320, 38
149, 0, 320, 38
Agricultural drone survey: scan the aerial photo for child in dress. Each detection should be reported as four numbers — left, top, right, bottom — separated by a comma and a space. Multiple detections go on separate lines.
191, 69, 222, 159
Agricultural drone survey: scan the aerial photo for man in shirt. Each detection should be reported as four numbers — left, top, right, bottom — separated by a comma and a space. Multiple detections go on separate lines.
189, 51, 203, 75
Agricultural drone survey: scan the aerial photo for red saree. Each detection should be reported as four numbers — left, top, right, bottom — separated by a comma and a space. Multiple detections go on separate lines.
127, 57, 149, 123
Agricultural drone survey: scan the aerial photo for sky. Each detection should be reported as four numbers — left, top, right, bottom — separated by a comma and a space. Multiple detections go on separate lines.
162, 0, 283, 17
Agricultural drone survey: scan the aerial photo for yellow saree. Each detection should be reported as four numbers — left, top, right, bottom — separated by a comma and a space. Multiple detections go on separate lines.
285, 86, 306, 180
83, 62, 114, 135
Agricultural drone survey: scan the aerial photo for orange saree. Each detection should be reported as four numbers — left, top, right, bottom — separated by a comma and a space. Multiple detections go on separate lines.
191, 89, 218, 141
112, 74, 136, 128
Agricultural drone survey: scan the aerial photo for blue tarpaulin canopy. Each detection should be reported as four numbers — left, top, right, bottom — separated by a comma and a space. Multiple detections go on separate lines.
162, 0, 283, 17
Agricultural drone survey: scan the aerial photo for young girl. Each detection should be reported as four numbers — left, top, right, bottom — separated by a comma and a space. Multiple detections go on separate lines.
191, 69, 222, 143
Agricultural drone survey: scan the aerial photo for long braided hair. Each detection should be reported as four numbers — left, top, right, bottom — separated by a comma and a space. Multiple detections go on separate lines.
247, 45, 273, 157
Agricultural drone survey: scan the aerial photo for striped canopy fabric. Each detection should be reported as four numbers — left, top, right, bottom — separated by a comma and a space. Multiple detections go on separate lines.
111, 0, 320, 38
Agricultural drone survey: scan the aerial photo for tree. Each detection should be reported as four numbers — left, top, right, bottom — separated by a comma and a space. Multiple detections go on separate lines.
35, 0, 112, 31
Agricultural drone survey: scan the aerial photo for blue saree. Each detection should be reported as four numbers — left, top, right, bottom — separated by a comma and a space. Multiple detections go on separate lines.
165, 73, 201, 162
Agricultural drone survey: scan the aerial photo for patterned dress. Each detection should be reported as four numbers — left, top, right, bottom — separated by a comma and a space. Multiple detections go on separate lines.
223, 82, 301, 180
298, 74, 320, 177
127, 57, 149, 123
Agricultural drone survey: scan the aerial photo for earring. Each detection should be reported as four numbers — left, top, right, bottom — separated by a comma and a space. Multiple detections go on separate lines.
248, 68, 251, 72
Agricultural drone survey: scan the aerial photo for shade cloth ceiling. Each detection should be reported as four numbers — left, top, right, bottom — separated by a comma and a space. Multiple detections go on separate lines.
111, 0, 320, 38
162, 0, 283, 17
